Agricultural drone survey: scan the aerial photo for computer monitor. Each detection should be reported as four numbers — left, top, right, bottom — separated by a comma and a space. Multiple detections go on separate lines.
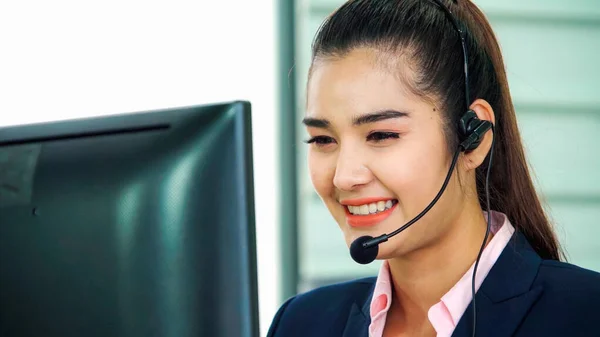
0, 101, 259, 337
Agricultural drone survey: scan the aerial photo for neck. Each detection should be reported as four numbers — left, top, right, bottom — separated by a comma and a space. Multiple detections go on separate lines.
386, 204, 491, 323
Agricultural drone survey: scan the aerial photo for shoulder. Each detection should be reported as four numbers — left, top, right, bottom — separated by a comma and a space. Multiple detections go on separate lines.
284, 276, 376, 311
536, 259, 600, 297
266, 277, 376, 337
538, 260, 600, 291
530, 260, 600, 321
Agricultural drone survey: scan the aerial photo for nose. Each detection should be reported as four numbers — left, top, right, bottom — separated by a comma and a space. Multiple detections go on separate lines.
333, 146, 373, 192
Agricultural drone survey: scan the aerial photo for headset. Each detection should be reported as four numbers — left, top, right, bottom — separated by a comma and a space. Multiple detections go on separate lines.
348, 1, 496, 336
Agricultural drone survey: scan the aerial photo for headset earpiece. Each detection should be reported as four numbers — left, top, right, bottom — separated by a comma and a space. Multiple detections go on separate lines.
459, 110, 492, 152
459, 110, 479, 135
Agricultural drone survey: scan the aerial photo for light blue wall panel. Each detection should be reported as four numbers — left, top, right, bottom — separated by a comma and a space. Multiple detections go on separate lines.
492, 21, 600, 106
517, 109, 600, 197
551, 203, 600, 272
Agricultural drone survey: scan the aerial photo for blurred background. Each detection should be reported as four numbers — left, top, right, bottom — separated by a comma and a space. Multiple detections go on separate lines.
1, 0, 599, 336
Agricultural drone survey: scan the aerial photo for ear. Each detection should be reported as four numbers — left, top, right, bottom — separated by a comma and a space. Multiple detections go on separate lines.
462, 98, 496, 171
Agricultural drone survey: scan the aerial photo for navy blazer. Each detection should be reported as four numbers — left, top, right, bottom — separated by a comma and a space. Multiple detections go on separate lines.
267, 232, 600, 337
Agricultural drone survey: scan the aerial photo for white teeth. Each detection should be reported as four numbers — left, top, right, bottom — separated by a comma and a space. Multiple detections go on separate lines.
360, 205, 370, 215
369, 203, 377, 214
347, 200, 396, 215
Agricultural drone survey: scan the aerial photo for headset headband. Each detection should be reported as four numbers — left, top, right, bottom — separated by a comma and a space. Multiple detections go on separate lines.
428, 0, 471, 110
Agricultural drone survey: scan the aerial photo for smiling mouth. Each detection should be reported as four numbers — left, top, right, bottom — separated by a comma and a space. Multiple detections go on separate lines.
343, 199, 399, 228
346, 199, 398, 216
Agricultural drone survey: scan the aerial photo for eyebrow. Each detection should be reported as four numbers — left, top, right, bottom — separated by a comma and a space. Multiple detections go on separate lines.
353, 110, 409, 125
302, 109, 409, 129
302, 117, 330, 128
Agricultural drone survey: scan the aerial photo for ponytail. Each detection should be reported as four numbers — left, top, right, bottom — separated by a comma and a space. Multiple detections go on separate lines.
459, 1, 564, 260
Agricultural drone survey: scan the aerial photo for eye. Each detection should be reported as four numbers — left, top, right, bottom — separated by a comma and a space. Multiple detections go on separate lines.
304, 136, 336, 146
366, 131, 400, 143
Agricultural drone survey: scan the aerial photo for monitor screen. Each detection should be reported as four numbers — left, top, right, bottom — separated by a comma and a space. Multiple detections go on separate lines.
0, 101, 259, 337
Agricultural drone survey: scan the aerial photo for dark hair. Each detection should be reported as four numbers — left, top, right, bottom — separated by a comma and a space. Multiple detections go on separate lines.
309, 0, 564, 261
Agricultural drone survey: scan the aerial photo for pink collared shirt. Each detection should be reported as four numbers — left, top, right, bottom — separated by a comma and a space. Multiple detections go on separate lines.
368, 211, 515, 337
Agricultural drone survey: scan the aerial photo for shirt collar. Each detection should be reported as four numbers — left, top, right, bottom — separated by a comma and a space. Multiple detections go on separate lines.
367, 210, 515, 335
438, 210, 514, 325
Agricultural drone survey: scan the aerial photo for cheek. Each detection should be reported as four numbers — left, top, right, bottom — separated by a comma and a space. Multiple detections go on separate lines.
376, 143, 445, 201
307, 150, 335, 197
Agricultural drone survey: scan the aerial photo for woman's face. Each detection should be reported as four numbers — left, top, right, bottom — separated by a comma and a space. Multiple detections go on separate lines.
305, 48, 467, 259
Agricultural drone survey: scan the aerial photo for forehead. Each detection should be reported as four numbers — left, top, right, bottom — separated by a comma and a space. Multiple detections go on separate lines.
306, 48, 430, 119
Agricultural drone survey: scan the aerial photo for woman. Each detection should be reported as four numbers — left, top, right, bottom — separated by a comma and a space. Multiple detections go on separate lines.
268, 0, 600, 336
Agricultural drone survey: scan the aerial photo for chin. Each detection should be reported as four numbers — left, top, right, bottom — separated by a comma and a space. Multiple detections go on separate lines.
340, 218, 398, 244
343, 222, 379, 238
377, 243, 412, 260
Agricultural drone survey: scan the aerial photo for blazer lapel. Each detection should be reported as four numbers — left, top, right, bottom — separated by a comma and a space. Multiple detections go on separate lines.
342, 302, 370, 337
452, 232, 544, 337
342, 280, 375, 337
